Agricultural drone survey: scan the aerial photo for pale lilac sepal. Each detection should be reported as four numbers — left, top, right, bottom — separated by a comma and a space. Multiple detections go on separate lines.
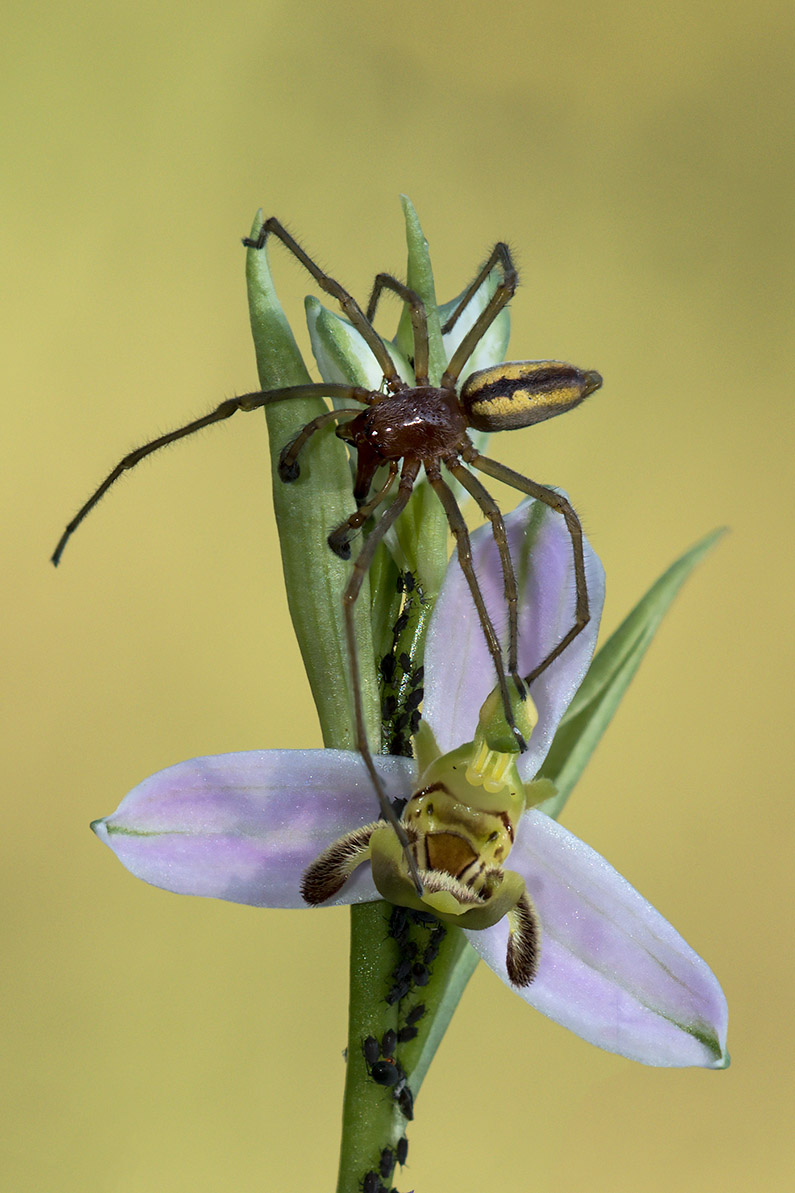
465, 809, 729, 1068
423, 496, 605, 777
92, 750, 414, 908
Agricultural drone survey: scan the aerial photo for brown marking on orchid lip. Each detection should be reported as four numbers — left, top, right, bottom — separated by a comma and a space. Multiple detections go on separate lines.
425, 831, 478, 877
413, 781, 452, 800
497, 809, 515, 843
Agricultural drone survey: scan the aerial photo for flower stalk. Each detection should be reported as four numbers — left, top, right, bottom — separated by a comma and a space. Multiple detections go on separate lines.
246, 200, 472, 1189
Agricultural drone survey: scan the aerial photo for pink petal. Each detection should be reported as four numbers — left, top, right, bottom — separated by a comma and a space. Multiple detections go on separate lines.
466, 810, 728, 1067
423, 496, 605, 775
92, 750, 414, 908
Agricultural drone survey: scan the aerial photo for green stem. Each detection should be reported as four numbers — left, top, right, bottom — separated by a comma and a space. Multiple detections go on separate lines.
336, 913, 479, 1193
246, 200, 481, 1193
336, 904, 403, 1188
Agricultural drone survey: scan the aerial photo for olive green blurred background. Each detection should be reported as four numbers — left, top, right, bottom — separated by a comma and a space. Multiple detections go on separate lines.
3, 1, 792, 1189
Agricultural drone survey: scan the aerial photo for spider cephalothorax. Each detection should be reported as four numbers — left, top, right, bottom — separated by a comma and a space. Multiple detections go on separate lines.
52, 215, 601, 891
336, 385, 468, 504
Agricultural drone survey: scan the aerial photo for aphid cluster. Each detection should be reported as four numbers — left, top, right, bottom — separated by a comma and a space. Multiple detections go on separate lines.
360, 1033, 411, 1193
359, 1047, 411, 1193
361, 1171, 392, 1193
356, 906, 444, 1192
360, 1165, 410, 1193
362, 1030, 413, 1120
379, 571, 427, 757
385, 905, 446, 1007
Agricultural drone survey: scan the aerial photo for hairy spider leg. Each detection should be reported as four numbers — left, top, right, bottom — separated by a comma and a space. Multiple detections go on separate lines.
277, 406, 367, 481
327, 462, 399, 557
444, 460, 522, 686
441, 242, 518, 385
463, 445, 590, 684
50, 384, 369, 566
365, 274, 429, 385
426, 468, 526, 750
50, 369, 420, 885
243, 217, 405, 393
433, 243, 525, 696
438, 241, 592, 695
342, 458, 425, 894
440, 242, 516, 334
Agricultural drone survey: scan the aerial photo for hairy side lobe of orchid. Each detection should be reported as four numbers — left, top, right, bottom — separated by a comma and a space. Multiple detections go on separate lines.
302, 687, 550, 985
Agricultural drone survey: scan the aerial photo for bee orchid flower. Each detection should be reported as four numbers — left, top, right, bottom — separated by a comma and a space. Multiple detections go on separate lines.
92, 498, 728, 1069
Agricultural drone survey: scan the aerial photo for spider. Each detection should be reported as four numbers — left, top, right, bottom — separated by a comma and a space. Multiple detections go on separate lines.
51, 217, 602, 893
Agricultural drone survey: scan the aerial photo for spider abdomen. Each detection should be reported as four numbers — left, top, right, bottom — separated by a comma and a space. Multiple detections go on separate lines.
461, 361, 602, 432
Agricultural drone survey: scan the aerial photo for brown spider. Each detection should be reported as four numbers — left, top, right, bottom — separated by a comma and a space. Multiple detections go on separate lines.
52, 218, 601, 890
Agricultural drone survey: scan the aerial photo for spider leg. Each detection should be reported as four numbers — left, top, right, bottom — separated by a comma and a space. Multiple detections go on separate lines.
365, 274, 429, 386
327, 462, 398, 559
51, 383, 369, 566
462, 445, 589, 686
278, 406, 365, 481
243, 217, 405, 392
441, 242, 516, 336
444, 458, 523, 693
342, 458, 425, 894
441, 243, 518, 386
426, 465, 527, 753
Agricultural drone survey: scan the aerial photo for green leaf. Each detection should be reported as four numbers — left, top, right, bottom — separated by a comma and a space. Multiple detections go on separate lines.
305, 295, 413, 390
537, 528, 727, 819
395, 195, 446, 387
245, 212, 380, 751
